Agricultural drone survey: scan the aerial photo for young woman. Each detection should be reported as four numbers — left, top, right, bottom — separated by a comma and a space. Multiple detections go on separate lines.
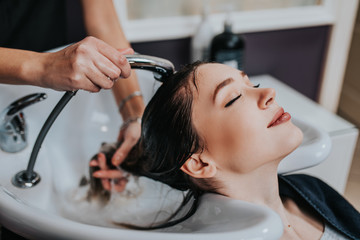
91, 62, 360, 239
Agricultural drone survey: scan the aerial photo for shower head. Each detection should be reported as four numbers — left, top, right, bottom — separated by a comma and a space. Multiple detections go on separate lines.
125, 54, 175, 82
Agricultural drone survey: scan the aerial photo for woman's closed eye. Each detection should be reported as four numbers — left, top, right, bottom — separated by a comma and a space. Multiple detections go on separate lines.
224, 84, 260, 108
225, 94, 241, 108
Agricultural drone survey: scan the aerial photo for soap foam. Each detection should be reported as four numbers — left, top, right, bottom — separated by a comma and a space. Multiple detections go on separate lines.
55, 174, 185, 228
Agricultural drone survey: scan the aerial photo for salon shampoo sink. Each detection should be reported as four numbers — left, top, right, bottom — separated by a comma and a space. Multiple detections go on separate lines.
278, 117, 332, 174
0, 71, 330, 239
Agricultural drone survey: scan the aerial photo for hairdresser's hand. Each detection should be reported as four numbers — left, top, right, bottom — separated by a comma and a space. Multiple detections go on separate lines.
40, 36, 134, 92
112, 120, 141, 166
90, 120, 141, 192
90, 153, 128, 192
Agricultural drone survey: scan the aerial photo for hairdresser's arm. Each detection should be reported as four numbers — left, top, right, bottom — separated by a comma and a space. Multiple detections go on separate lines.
81, 0, 144, 166
0, 38, 132, 92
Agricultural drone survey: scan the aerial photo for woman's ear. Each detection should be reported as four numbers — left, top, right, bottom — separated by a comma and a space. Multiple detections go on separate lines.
180, 154, 217, 179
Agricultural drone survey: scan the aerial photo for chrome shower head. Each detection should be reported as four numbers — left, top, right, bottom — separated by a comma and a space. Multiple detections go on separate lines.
125, 54, 175, 82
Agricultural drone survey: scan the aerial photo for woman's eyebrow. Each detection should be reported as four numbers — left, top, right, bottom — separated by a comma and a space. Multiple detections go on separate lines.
213, 77, 234, 102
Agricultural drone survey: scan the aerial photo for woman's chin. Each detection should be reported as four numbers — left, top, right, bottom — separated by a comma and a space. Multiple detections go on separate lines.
286, 124, 304, 154
277, 123, 303, 159
294, 124, 304, 146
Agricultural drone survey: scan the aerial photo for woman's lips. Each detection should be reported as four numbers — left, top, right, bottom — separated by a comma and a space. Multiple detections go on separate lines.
267, 108, 291, 128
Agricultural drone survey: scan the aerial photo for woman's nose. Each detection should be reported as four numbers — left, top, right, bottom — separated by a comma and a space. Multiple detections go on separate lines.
258, 88, 276, 109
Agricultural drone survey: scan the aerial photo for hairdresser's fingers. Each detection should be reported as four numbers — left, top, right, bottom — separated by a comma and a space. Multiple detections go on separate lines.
93, 53, 121, 82
114, 178, 128, 192
112, 127, 125, 166
89, 159, 99, 167
92, 169, 125, 192
112, 148, 125, 166
112, 137, 138, 166
102, 179, 111, 191
85, 61, 115, 90
98, 43, 133, 79
92, 170, 123, 179
97, 153, 109, 170
114, 48, 134, 81
117, 48, 134, 55
112, 122, 141, 166
92, 159, 112, 191
79, 76, 102, 93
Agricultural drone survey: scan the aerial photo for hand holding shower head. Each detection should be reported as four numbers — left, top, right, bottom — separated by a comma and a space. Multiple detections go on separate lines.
12, 54, 176, 188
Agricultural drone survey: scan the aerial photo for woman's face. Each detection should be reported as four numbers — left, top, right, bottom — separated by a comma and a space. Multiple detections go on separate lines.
191, 63, 303, 174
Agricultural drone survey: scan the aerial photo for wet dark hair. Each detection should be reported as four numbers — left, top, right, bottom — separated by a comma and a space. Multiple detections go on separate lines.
120, 61, 217, 229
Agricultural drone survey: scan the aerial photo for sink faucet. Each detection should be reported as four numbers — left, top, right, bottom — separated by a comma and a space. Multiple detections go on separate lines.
0, 93, 47, 153
11, 54, 175, 188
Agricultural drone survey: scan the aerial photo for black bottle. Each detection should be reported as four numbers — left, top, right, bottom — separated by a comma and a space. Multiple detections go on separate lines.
210, 19, 245, 70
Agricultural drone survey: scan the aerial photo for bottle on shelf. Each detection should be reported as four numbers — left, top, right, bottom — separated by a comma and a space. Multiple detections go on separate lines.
191, 3, 213, 62
210, 9, 245, 70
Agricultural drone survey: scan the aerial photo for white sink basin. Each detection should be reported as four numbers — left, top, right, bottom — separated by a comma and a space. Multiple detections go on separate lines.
0, 71, 330, 239
279, 117, 332, 174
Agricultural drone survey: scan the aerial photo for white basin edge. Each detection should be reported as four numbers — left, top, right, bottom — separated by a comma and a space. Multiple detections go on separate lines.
0, 187, 283, 240
278, 118, 332, 174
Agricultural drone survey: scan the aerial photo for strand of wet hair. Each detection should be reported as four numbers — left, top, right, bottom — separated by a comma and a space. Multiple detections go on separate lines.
113, 190, 203, 230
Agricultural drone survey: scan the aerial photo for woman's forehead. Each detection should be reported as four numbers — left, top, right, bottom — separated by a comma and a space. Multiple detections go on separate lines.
194, 64, 247, 90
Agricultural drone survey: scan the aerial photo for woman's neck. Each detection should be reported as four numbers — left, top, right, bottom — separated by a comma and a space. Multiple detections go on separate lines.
216, 161, 294, 231
216, 161, 282, 207
215, 162, 323, 239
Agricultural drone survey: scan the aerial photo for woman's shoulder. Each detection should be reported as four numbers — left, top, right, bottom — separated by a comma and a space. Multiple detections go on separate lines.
279, 174, 360, 240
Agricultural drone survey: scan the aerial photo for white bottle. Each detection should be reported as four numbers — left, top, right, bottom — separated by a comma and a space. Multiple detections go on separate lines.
191, 4, 213, 62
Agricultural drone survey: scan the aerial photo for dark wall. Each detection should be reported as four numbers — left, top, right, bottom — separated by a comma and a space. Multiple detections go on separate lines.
133, 26, 330, 100
243, 26, 329, 100
133, 38, 192, 72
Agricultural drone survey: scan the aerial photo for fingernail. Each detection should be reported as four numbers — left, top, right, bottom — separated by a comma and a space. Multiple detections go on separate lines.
93, 172, 101, 177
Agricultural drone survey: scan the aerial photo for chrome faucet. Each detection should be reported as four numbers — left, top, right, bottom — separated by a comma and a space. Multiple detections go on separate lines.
11, 54, 175, 188
0, 93, 47, 153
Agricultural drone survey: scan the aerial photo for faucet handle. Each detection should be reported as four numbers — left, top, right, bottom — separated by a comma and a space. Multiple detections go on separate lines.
1, 93, 47, 122
0, 93, 47, 153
